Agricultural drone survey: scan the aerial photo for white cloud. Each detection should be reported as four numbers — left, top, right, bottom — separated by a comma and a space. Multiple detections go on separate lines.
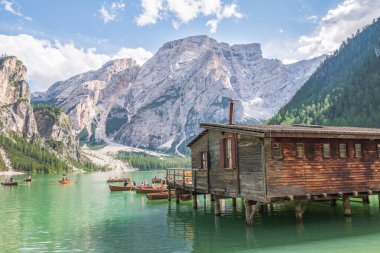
296, 0, 380, 60
0, 34, 153, 91
306, 15, 318, 23
0, 0, 32, 20
99, 1, 126, 24
263, 0, 380, 63
136, 0, 243, 33
135, 0, 164, 26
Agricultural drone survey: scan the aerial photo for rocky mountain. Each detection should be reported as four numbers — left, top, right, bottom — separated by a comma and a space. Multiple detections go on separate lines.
34, 35, 325, 154
0, 56, 38, 138
0, 56, 80, 167
269, 18, 380, 127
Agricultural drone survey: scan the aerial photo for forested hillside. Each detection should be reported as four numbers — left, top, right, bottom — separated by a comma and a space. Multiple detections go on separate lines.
269, 17, 380, 127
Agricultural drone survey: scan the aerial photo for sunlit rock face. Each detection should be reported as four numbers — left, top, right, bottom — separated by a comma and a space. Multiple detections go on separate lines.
35, 36, 324, 154
0, 56, 37, 138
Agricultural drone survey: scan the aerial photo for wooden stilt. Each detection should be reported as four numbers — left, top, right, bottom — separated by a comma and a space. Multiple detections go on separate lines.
175, 191, 180, 204
244, 200, 258, 226
330, 199, 337, 207
362, 196, 370, 204
168, 188, 172, 201
294, 201, 308, 223
211, 194, 215, 202
232, 197, 237, 208
343, 197, 351, 217
192, 193, 197, 209
214, 195, 221, 216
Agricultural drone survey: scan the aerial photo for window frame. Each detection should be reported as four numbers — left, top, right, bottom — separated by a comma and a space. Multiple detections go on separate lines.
200, 151, 207, 169
323, 143, 331, 158
339, 143, 347, 158
272, 143, 282, 159
354, 143, 362, 158
296, 143, 305, 158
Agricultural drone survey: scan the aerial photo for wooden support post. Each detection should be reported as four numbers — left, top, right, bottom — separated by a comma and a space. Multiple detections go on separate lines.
294, 201, 308, 223
168, 188, 172, 201
211, 194, 215, 202
214, 195, 221, 216
175, 191, 180, 204
343, 197, 351, 217
232, 198, 237, 208
244, 200, 257, 226
192, 193, 197, 209
362, 196, 370, 204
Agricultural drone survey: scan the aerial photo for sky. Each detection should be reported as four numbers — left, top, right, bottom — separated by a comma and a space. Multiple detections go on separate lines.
0, 0, 380, 91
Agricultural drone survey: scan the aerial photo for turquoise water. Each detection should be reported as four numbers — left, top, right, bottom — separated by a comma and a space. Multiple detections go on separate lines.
1, 172, 380, 253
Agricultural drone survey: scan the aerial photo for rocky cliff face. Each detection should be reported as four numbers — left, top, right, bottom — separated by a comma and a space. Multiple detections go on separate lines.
33, 106, 80, 160
0, 56, 37, 138
35, 35, 325, 154
34, 58, 140, 142
0, 56, 80, 162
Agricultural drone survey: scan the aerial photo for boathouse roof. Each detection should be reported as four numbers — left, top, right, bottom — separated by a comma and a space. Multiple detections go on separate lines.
187, 123, 380, 147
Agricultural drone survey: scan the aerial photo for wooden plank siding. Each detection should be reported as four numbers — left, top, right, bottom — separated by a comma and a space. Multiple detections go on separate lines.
190, 133, 208, 191
265, 138, 380, 198
238, 135, 265, 201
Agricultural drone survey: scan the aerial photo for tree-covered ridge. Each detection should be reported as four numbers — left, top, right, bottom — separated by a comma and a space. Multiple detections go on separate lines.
116, 152, 191, 170
33, 103, 63, 121
0, 134, 69, 173
269, 17, 380, 127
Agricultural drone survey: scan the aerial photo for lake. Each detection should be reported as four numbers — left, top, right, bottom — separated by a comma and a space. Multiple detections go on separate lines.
1, 171, 380, 253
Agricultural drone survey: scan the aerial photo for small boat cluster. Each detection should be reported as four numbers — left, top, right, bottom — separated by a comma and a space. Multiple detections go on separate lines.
1, 175, 32, 186
107, 176, 190, 201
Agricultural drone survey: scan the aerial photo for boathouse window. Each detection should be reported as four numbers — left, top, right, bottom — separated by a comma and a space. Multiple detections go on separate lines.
272, 143, 282, 158
200, 152, 207, 169
355, 144, 362, 158
219, 136, 237, 169
296, 143, 304, 158
339, 144, 347, 158
323, 143, 331, 158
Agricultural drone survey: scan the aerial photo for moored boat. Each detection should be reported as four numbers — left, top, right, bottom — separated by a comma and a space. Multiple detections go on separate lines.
180, 194, 191, 201
146, 191, 168, 200
1, 181, 18, 186
135, 187, 164, 194
109, 185, 135, 191
107, 178, 132, 183
58, 179, 71, 184
23, 176, 32, 182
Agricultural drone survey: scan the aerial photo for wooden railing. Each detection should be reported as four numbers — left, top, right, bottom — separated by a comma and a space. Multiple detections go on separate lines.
166, 168, 193, 189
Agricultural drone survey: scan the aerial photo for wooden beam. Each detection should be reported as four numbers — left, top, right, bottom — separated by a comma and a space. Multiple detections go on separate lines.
244, 200, 258, 226
192, 193, 198, 209
232, 197, 237, 208
353, 191, 359, 197
295, 200, 309, 223
214, 195, 221, 216
343, 197, 351, 217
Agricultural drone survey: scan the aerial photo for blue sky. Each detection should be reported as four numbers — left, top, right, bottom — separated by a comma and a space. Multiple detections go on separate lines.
0, 0, 379, 91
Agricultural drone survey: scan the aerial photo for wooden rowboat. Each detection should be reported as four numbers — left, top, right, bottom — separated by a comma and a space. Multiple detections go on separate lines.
23, 178, 32, 182
109, 185, 135, 191
180, 194, 191, 201
135, 187, 164, 194
58, 179, 71, 184
1, 181, 18, 186
146, 191, 168, 200
107, 178, 132, 183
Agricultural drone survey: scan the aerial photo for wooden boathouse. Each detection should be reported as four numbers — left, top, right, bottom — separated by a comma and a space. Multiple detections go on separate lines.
167, 121, 380, 226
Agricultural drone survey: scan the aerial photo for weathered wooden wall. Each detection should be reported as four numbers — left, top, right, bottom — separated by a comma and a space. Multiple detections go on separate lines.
190, 133, 208, 191
265, 138, 380, 198
238, 135, 265, 201
190, 130, 265, 201
208, 130, 238, 197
